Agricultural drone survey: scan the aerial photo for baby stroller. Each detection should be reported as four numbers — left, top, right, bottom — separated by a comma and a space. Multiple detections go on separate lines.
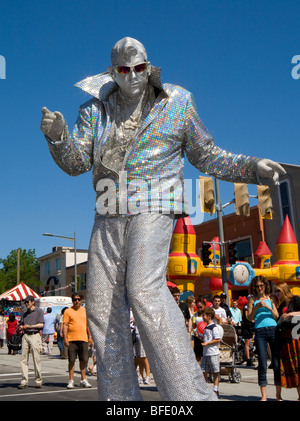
8, 333, 23, 352
219, 324, 242, 383
234, 333, 256, 366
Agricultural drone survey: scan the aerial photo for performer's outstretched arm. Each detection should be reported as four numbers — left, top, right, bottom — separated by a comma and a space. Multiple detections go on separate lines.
183, 92, 286, 185
40, 101, 94, 176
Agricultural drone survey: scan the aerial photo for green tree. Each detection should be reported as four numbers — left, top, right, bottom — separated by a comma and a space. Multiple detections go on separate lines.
0, 249, 40, 294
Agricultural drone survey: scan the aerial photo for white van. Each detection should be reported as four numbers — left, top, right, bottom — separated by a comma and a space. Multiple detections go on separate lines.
37, 296, 73, 308
36, 296, 72, 316
35, 296, 73, 342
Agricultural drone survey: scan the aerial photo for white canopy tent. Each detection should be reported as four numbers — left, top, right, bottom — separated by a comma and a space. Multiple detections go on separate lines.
0, 282, 40, 301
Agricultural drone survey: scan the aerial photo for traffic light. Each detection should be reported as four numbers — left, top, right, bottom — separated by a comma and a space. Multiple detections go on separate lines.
257, 185, 273, 219
202, 242, 212, 266
234, 183, 250, 217
228, 241, 238, 265
199, 176, 215, 215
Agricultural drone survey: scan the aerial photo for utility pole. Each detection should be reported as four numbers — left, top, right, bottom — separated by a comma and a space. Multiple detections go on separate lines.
214, 178, 229, 306
17, 248, 20, 284
73, 231, 77, 292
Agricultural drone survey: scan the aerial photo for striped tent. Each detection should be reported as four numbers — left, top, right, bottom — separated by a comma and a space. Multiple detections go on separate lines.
0, 282, 40, 301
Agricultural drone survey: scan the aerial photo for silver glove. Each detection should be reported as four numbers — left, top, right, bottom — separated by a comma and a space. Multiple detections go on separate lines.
40, 106, 65, 142
257, 159, 286, 185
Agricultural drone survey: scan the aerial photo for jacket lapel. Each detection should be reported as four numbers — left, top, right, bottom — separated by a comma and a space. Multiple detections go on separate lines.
137, 90, 169, 136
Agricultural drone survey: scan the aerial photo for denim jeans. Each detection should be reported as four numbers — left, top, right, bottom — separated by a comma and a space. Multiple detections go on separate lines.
254, 326, 281, 386
56, 330, 63, 353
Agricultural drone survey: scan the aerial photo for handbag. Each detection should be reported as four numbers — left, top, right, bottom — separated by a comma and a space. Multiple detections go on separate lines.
277, 314, 294, 332
8, 333, 23, 350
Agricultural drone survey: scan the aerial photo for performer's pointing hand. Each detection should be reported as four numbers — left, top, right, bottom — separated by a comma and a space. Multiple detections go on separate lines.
40, 107, 65, 141
257, 159, 286, 185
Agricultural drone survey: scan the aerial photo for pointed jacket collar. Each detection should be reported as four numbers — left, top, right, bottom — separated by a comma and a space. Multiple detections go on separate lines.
74, 65, 165, 102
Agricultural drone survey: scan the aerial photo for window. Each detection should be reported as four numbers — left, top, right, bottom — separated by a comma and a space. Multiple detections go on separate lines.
232, 237, 254, 265
71, 273, 87, 292
279, 180, 294, 229
236, 238, 253, 264
56, 258, 61, 271
44, 262, 50, 275
79, 273, 87, 290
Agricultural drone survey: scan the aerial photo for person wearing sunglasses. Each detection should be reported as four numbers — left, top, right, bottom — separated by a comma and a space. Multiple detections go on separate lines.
18, 295, 44, 389
275, 282, 300, 400
63, 293, 93, 389
40, 37, 286, 401
247, 276, 281, 401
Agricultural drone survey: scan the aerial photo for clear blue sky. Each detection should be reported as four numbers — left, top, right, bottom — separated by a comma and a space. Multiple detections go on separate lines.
0, 0, 299, 262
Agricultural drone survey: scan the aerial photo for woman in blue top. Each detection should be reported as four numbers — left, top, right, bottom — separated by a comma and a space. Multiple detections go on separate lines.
247, 276, 281, 401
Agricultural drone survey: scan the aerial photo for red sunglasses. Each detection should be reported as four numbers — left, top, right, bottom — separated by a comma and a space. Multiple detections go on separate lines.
115, 63, 147, 75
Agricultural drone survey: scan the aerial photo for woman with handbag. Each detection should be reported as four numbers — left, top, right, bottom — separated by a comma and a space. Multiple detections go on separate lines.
275, 282, 300, 400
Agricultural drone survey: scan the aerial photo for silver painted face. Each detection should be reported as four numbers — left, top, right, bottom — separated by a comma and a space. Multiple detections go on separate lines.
113, 52, 149, 99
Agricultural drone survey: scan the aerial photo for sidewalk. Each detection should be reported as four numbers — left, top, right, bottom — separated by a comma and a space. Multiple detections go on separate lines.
0, 345, 298, 401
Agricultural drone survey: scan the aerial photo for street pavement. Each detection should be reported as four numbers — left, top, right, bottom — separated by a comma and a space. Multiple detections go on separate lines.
0, 345, 298, 403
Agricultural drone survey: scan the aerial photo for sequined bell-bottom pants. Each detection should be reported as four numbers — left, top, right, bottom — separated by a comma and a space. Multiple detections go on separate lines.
86, 213, 216, 401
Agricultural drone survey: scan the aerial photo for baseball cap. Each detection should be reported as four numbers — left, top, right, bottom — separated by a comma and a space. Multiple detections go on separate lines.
220, 293, 227, 298
24, 295, 35, 302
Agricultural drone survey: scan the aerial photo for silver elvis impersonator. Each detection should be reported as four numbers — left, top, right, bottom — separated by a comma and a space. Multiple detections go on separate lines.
40, 37, 285, 401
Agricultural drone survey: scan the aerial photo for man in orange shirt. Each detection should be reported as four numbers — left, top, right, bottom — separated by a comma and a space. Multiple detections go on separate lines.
63, 292, 93, 388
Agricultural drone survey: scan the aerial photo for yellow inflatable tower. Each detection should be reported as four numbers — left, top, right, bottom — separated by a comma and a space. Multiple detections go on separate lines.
255, 241, 272, 269
273, 215, 300, 295
167, 216, 202, 293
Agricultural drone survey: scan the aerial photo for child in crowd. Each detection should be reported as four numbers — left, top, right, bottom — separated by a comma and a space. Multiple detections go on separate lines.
200, 307, 221, 398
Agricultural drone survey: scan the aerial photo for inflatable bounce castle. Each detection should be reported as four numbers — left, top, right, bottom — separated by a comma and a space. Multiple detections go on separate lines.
167, 215, 300, 302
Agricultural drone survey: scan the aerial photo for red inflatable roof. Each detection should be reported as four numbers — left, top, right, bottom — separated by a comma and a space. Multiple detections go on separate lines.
173, 216, 195, 235
276, 215, 298, 244
255, 241, 272, 257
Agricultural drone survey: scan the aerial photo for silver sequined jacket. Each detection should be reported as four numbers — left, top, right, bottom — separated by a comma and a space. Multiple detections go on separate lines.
47, 69, 260, 217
